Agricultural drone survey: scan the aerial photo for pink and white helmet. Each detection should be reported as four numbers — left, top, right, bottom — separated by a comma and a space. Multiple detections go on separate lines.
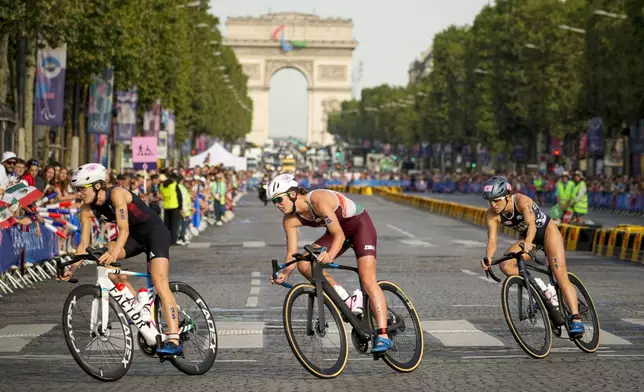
71, 163, 107, 187
267, 173, 298, 199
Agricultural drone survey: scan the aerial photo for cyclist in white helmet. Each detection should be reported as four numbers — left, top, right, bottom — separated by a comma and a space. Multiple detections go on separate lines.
60, 163, 183, 357
268, 173, 393, 353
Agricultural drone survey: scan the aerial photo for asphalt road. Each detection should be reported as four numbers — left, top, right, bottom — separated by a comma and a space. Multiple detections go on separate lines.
1, 193, 643, 391
408, 191, 643, 228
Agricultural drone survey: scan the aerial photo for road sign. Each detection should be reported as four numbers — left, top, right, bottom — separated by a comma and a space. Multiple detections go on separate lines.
132, 136, 158, 170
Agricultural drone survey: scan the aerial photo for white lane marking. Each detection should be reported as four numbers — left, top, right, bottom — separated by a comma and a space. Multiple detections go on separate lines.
400, 239, 434, 247
251, 279, 261, 286
249, 287, 260, 295
462, 355, 527, 359
251, 271, 261, 278
452, 240, 486, 247
460, 269, 478, 276
598, 354, 644, 358
0, 324, 57, 352
245, 296, 258, 307
501, 239, 516, 245
422, 320, 504, 347
451, 304, 497, 307
216, 321, 265, 349
622, 318, 644, 327
560, 328, 631, 345
387, 224, 415, 238
0, 354, 259, 362
243, 241, 266, 248
187, 242, 210, 249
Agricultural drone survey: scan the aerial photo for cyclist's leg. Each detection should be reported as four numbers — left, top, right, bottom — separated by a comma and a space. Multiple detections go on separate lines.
351, 212, 391, 352
146, 226, 181, 352
543, 222, 580, 317
296, 232, 348, 287
106, 238, 141, 295
498, 240, 532, 276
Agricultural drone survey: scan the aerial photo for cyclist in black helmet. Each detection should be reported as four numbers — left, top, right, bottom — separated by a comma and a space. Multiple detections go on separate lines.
480, 176, 585, 337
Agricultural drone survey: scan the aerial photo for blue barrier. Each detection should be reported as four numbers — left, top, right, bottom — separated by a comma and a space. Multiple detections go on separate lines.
0, 224, 60, 274
0, 227, 22, 274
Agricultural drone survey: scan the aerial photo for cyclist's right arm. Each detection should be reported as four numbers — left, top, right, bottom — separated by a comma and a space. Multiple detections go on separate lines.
280, 214, 302, 278
483, 209, 499, 269
67, 204, 94, 275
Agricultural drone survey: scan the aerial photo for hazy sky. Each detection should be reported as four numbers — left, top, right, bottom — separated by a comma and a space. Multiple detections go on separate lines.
209, 0, 491, 140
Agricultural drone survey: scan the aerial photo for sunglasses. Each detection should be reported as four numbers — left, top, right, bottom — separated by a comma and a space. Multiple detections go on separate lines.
272, 193, 289, 204
4, 161, 16, 165
489, 197, 505, 205
73, 183, 94, 192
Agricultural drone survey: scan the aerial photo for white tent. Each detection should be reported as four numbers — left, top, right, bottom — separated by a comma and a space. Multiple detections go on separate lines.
189, 142, 247, 170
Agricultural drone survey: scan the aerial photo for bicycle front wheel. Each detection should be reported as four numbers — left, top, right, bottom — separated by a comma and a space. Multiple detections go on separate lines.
502, 275, 552, 359
565, 272, 600, 353
283, 283, 348, 379
368, 281, 424, 372
154, 281, 218, 375
62, 284, 134, 382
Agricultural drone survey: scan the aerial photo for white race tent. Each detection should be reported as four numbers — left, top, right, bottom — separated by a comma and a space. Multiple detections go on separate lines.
188, 142, 247, 170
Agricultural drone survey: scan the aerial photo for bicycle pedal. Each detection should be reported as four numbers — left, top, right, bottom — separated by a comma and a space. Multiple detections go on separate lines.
373, 353, 384, 361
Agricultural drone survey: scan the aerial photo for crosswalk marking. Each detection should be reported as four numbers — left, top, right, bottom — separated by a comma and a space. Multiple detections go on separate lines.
217, 322, 265, 349
0, 324, 57, 352
243, 241, 266, 248
400, 239, 435, 247
187, 242, 210, 249
622, 318, 644, 327
422, 319, 504, 347
452, 240, 486, 247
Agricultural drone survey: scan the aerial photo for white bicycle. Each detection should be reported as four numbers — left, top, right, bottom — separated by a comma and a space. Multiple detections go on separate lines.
54, 246, 217, 382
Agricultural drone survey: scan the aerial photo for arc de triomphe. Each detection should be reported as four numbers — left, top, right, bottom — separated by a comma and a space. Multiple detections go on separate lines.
224, 12, 357, 147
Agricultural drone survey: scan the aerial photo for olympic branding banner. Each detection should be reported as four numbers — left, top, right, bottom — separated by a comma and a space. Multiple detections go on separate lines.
34, 43, 67, 126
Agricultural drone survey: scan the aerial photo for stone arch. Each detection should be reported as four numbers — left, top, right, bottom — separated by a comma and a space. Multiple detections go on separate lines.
225, 12, 357, 146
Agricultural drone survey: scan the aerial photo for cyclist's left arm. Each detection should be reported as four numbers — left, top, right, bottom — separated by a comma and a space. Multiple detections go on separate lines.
99, 188, 130, 264
518, 196, 537, 253
311, 192, 345, 262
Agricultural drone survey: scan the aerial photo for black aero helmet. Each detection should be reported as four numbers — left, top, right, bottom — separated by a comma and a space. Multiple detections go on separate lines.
482, 176, 511, 200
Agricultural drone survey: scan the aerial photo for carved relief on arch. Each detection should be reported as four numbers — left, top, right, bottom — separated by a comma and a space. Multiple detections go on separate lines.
265, 59, 314, 85
318, 65, 347, 82
242, 63, 261, 81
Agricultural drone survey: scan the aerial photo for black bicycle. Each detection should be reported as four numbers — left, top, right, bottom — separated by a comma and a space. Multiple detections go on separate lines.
484, 246, 600, 358
272, 245, 423, 378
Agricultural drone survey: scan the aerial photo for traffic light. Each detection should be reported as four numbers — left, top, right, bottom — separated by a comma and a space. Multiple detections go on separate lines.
471, 162, 477, 168
553, 149, 561, 157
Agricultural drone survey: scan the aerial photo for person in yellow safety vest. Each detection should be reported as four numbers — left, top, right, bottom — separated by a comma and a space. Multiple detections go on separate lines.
533, 173, 546, 206
556, 171, 575, 214
176, 175, 193, 246
159, 173, 182, 245
571, 170, 588, 224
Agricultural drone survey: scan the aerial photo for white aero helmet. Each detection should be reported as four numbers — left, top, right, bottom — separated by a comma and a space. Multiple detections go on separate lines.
267, 173, 298, 200
71, 163, 107, 187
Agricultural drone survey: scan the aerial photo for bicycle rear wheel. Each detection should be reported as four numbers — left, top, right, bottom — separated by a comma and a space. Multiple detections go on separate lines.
368, 281, 423, 372
502, 275, 552, 359
564, 272, 600, 353
62, 284, 134, 382
283, 283, 348, 379
154, 281, 218, 375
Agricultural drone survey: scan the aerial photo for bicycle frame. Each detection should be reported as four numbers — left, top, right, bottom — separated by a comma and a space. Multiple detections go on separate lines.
93, 265, 162, 346
488, 251, 567, 327
273, 245, 405, 343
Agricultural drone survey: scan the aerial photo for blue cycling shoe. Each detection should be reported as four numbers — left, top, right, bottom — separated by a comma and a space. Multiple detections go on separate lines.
157, 341, 183, 357
569, 318, 585, 338
371, 336, 393, 354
